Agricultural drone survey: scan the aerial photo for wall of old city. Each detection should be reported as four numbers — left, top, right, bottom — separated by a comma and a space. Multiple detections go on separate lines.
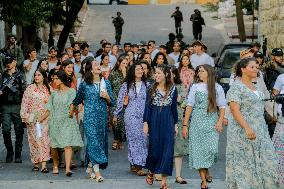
259, 0, 284, 50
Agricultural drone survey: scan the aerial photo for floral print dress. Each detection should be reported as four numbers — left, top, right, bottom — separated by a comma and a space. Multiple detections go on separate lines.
109, 70, 126, 142
113, 82, 148, 167
73, 80, 115, 168
20, 84, 50, 164
46, 88, 83, 149
187, 83, 226, 169
226, 80, 279, 189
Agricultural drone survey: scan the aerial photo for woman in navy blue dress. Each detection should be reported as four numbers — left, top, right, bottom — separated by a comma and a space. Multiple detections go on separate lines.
143, 64, 178, 189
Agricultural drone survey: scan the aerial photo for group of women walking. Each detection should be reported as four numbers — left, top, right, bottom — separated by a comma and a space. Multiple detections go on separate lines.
18, 41, 283, 189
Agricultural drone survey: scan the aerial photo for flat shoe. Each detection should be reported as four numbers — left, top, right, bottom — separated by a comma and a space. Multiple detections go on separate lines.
175, 177, 187, 184
66, 171, 73, 177
53, 167, 59, 175
96, 175, 104, 182
32, 166, 40, 171
41, 168, 49, 173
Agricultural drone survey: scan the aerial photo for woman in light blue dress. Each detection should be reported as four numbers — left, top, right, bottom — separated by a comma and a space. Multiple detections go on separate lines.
226, 57, 279, 189
183, 65, 226, 189
71, 60, 115, 182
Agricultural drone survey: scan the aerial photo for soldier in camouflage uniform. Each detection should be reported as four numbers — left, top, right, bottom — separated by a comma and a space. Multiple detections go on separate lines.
263, 48, 284, 137
0, 35, 24, 70
112, 12, 124, 45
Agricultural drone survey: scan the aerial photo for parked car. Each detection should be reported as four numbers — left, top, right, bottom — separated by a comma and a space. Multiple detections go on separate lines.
88, 0, 128, 5
212, 42, 252, 64
215, 48, 247, 93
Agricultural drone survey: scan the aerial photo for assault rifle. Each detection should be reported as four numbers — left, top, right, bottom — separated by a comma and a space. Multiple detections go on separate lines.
263, 94, 284, 117
0, 71, 21, 93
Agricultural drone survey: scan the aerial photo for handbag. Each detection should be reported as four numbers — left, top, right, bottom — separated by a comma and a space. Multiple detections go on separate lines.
123, 94, 129, 106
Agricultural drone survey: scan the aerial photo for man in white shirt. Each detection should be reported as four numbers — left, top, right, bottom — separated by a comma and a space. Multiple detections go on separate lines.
73, 50, 82, 78
23, 48, 39, 84
190, 40, 214, 69
80, 42, 94, 61
148, 40, 159, 60
96, 42, 117, 69
168, 42, 181, 66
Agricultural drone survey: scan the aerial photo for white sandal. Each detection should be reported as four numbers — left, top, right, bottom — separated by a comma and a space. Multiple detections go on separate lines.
96, 175, 104, 182
86, 167, 93, 178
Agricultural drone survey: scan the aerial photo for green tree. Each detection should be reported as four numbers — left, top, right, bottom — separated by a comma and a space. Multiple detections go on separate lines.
0, 0, 84, 53
0, 0, 54, 51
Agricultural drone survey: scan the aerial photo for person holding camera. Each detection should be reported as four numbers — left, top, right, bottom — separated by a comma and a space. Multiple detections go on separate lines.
0, 55, 26, 163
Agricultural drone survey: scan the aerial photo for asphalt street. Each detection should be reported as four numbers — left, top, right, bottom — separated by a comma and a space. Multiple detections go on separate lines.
0, 4, 228, 189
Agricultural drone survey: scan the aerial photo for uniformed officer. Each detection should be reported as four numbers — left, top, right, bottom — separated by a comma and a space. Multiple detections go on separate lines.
263, 48, 284, 138
112, 12, 124, 45
0, 35, 24, 70
264, 48, 284, 91
190, 9, 205, 40
171, 6, 183, 34
0, 55, 26, 163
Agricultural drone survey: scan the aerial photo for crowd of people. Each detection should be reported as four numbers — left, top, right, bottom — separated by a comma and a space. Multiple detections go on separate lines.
0, 30, 284, 189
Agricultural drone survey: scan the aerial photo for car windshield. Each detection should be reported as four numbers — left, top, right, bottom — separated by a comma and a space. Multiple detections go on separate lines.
221, 51, 240, 69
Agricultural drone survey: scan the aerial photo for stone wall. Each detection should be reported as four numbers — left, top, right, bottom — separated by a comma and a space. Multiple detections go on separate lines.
259, 0, 284, 50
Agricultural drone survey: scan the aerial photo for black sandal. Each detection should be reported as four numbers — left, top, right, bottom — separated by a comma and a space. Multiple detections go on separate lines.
32, 166, 40, 171
41, 168, 49, 173
206, 175, 213, 183
66, 171, 73, 177
175, 176, 187, 184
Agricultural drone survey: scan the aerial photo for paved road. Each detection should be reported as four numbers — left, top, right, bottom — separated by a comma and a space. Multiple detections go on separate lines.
78, 4, 226, 54
0, 4, 228, 189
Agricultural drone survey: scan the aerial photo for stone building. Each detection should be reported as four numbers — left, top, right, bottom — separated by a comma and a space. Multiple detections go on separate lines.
259, 0, 284, 50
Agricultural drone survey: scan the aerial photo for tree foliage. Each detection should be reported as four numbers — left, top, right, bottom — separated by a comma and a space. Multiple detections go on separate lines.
0, 0, 84, 52
0, 0, 54, 27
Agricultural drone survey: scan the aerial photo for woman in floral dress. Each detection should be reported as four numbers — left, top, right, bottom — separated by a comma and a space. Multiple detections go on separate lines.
272, 72, 284, 184
39, 70, 83, 176
170, 67, 192, 184
113, 62, 148, 176
226, 57, 279, 188
109, 56, 128, 150
182, 65, 226, 189
71, 60, 115, 182
21, 68, 51, 173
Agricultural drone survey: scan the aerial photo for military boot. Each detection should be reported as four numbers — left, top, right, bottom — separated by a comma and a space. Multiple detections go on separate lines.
14, 134, 23, 163
3, 134, 14, 163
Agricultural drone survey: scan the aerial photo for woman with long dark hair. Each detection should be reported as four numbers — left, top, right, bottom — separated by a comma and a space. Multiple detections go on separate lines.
178, 55, 195, 90
144, 64, 178, 189
113, 62, 148, 176
152, 52, 168, 68
61, 60, 77, 89
37, 58, 49, 73
38, 70, 83, 176
109, 56, 128, 150
170, 67, 189, 184
71, 60, 115, 182
21, 68, 51, 173
100, 53, 111, 79
182, 65, 226, 189
226, 58, 279, 188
